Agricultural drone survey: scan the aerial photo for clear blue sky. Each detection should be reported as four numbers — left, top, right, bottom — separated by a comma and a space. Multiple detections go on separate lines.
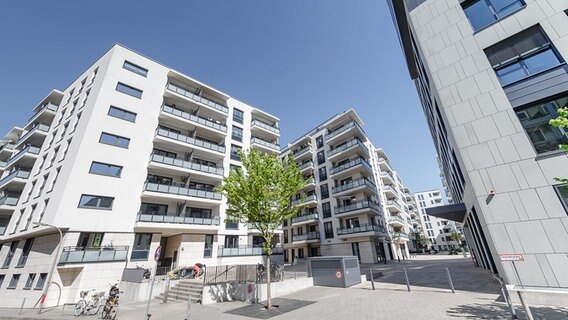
0, 1, 441, 193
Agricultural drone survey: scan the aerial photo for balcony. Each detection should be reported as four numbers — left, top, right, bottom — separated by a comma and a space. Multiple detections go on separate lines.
334, 200, 380, 216
250, 137, 280, 153
4, 145, 41, 169
386, 200, 402, 213
0, 169, 31, 189
292, 231, 320, 242
251, 119, 280, 135
166, 83, 228, 115
337, 223, 380, 236
0, 143, 16, 155
16, 123, 50, 146
0, 195, 19, 207
291, 194, 317, 206
161, 105, 227, 133
328, 139, 369, 160
217, 245, 283, 257
383, 185, 399, 199
329, 157, 372, 178
155, 127, 225, 154
392, 232, 409, 241
26, 103, 58, 128
136, 212, 220, 225
380, 172, 395, 185
298, 160, 314, 172
292, 213, 319, 224
149, 154, 224, 177
293, 145, 312, 159
59, 246, 129, 265
377, 157, 393, 172
143, 182, 222, 201
388, 215, 406, 226
332, 177, 376, 196
325, 121, 364, 143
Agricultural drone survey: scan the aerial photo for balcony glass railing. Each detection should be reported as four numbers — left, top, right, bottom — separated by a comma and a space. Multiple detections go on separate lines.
251, 119, 280, 134
0, 161, 5, 168
17, 124, 50, 144
330, 157, 372, 175
0, 169, 31, 186
0, 143, 16, 153
131, 245, 150, 261
28, 103, 58, 121
5, 145, 41, 167
166, 83, 228, 114
328, 139, 368, 158
383, 185, 399, 195
291, 194, 317, 206
137, 212, 220, 225
0, 225, 6, 236
298, 161, 314, 171
59, 246, 129, 264
0, 195, 19, 206
337, 223, 379, 235
335, 200, 379, 215
387, 200, 402, 210
161, 105, 227, 133
251, 137, 280, 151
332, 177, 376, 194
293, 145, 312, 158
217, 245, 283, 257
292, 213, 319, 224
326, 121, 364, 141
144, 182, 222, 200
380, 172, 395, 181
293, 231, 320, 242
388, 215, 406, 224
155, 127, 225, 153
150, 154, 224, 176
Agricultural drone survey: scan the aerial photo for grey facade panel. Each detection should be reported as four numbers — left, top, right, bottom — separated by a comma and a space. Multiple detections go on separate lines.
404, 0, 427, 12
504, 65, 568, 108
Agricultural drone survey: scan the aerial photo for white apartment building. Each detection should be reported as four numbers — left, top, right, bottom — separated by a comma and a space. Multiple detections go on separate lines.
0, 44, 281, 308
414, 189, 462, 251
389, 0, 568, 295
280, 109, 417, 264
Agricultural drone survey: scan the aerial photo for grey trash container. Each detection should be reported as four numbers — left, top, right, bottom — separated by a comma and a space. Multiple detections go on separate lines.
308, 256, 361, 288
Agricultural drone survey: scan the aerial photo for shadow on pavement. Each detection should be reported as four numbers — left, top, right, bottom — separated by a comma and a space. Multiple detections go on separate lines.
446, 301, 568, 320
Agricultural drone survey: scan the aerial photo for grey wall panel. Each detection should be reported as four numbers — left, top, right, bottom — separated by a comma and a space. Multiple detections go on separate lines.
404, 0, 428, 12
504, 65, 568, 108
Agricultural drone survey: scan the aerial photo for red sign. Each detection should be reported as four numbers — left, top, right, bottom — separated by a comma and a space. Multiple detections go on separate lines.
154, 246, 162, 261
499, 254, 524, 262
336, 270, 342, 279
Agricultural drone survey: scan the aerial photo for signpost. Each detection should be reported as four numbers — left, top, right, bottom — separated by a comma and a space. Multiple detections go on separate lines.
499, 254, 532, 320
146, 246, 161, 319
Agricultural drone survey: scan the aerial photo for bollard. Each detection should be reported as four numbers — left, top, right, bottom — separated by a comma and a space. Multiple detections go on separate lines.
445, 267, 455, 294
19, 298, 26, 315
517, 291, 534, 320
369, 269, 375, 290
184, 294, 191, 320
403, 268, 411, 292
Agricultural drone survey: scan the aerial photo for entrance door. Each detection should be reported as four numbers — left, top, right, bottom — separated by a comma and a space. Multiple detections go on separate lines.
351, 242, 361, 261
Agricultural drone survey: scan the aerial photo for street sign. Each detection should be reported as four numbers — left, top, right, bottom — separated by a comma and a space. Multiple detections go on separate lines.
499, 254, 524, 262
335, 270, 342, 279
154, 246, 162, 261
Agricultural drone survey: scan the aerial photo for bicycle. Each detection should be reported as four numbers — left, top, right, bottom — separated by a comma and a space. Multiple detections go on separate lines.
99, 283, 121, 320
74, 289, 105, 316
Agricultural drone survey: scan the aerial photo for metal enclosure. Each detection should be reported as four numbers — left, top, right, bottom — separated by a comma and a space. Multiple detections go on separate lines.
308, 256, 361, 288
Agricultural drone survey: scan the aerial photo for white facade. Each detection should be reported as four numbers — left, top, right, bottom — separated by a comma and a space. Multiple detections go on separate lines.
0, 44, 281, 307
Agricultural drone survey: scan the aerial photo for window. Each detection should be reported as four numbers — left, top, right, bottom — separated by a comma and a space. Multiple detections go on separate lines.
153, 148, 176, 159
318, 167, 327, 182
0, 275, 4, 288
89, 162, 123, 177
7, 274, 20, 289
324, 222, 334, 239
283, 230, 288, 243
131, 233, 152, 260
233, 108, 244, 124
116, 82, 143, 99
316, 136, 324, 149
35, 273, 47, 290
140, 203, 168, 215
320, 184, 329, 199
48, 168, 60, 192
515, 94, 568, 154
485, 25, 563, 86
232, 126, 243, 142
322, 202, 331, 218
78, 194, 114, 210
186, 207, 212, 219
99, 132, 130, 149
204, 235, 213, 258
108, 106, 137, 122
462, 0, 525, 31
230, 144, 241, 161
317, 151, 325, 165
77, 232, 104, 247
24, 273, 36, 290
123, 61, 148, 77
555, 184, 568, 212
224, 235, 239, 248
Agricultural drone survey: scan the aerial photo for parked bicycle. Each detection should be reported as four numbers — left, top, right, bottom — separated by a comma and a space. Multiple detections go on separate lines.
256, 262, 284, 282
99, 283, 121, 320
74, 289, 105, 317
136, 264, 151, 279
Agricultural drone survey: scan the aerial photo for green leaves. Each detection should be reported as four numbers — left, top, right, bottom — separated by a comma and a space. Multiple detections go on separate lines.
549, 107, 568, 183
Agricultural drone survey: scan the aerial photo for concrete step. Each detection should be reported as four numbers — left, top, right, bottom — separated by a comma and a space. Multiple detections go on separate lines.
155, 292, 201, 302
166, 287, 202, 295
174, 284, 204, 290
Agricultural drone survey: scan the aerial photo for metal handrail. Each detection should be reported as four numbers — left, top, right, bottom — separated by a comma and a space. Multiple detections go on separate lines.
291, 194, 317, 206
17, 123, 50, 144
0, 195, 19, 206
149, 154, 224, 176
251, 119, 280, 134
251, 137, 280, 151
0, 169, 31, 186
28, 103, 58, 121
298, 161, 314, 170
332, 177, 376, 194
5, 145, 41, 167
166, 83, 228, 114
292, 232, 320, 241
136, 212, 220, 225
292, 213, 319, 224
337, 223, 379, 235
161, 105, 227, 132
330, 157, 372, 175
328, 138, 368, 157
155, 127, 225, 153
293, 145, 312, 157
144, 182, 222, 200
335, 200, 379, 215
59, 246, 129, 264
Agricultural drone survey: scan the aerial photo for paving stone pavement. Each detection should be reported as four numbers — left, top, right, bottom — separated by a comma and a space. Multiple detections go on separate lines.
2, 255, 566, 319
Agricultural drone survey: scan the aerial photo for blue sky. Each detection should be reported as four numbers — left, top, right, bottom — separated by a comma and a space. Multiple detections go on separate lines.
0, 1, 441, 193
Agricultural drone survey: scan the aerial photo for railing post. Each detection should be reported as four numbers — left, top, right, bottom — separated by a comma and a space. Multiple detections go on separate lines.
369, 269, 375, 290
403, 268, 411, 292
445, 267, 455, 294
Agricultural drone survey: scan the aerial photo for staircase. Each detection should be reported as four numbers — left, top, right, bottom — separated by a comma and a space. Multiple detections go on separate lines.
156, 279, 203, 303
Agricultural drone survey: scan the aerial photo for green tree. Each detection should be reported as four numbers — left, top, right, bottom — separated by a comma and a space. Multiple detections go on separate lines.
417, 233, 430, 249
217, 149, 307, 309
450, 230, 461, 245
550, 107, 568, 183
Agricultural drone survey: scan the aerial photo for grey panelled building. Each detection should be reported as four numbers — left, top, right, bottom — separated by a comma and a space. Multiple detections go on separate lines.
388, 0, 568, 294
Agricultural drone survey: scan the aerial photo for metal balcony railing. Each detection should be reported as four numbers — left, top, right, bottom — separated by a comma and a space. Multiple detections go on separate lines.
217, 245, 283, 257
292, 213, 319, 224
328, 139, 368, 158
59, 246, 129, 264
5, 145, 41, 167
144, 182, 222, 200
149, 154, 224, 176
155, 127, 225, 153
251, 137, 279, 151
28, 103, 58, 122
326, 121, 364, 141
387, 200, 402, 210
161, 105, 227, 133
388, 215, 406, 224
0, 143, 16, 153
291, 194, 317, 206
136, 212, 220, 225
0, 169, 31, 186
298, 161, 314, 171
166, 83, 228, 114
337, 223, 380, 235
0, 195, 19, 206
293, 145, 312, 158
292, 231, 320, 242
251, 119, 280, 134
332, 177, 376, 194
334, 200, 379, 215
330, 157, 372, 175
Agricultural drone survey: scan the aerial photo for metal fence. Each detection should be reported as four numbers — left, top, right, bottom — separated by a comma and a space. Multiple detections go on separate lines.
203, 263, 295, 285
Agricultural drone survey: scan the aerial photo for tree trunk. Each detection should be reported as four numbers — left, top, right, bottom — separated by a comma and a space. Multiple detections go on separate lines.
266, 254, 272, 310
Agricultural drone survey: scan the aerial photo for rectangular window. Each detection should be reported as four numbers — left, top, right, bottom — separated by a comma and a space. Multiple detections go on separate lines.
204, 235, 213, 258
232, 126, 243, 142
140, 203, 168, 215
153, 148, 176, 159
0, 275, 4, 288
123, 61, 148, 77
515, 94, 568, 154
233, 108, 244, 124
24, 273, 36, 290
89, 162, 123, 177
231, 144, 242, 161
224, 235, 239, 248
35, 273, 47, 290
324, 222, 334, 239
318, 167, 327, 182
462, 0, 525, 31
320, 184, 329, 200
77, 232, 104, 248
7, 274, 20, 289
116, 82, 143, 99
108, 106, 137, 122
322, 202, 331, 218
131, 233, 152, 260
316, 136, 324, 149
3, 241, 18, 268
485, 25, 563, 86
283, 230, 288, 243
99, 132, 130, 149
78, 194, 114, 210
317, 151, 325, 165
555, 184, 568, 213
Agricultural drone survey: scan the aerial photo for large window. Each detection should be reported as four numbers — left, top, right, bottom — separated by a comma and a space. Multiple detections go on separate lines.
462, 0, 525, 31
233, 108, 244, 124
24, 273, 36, 290
320, 184, 329, 200
318, 167, 327, 182
131, 233, 152, 260
204, 235, 213, 258
324, 222, 334, 239
186, 207, 212, 219
99, 132, 130, 149
322, 202, 331, 218
231, 144, 242, 161
89, 162, 123, 177
35, 273, 47, 290
78, 194, 114, 210
108, 106, 137, 122
123, 61, 148, 77
316, 136, 324, 149
7, 274, 20, 289
116, 82, 143, 99
514, 94, 568, 154
140, 203, 168, 215
485, 25, 563, 86
317, 151, 325, 165
232, 126, 243, 142
224, 235, 239, 248
555, 184, 568, 213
